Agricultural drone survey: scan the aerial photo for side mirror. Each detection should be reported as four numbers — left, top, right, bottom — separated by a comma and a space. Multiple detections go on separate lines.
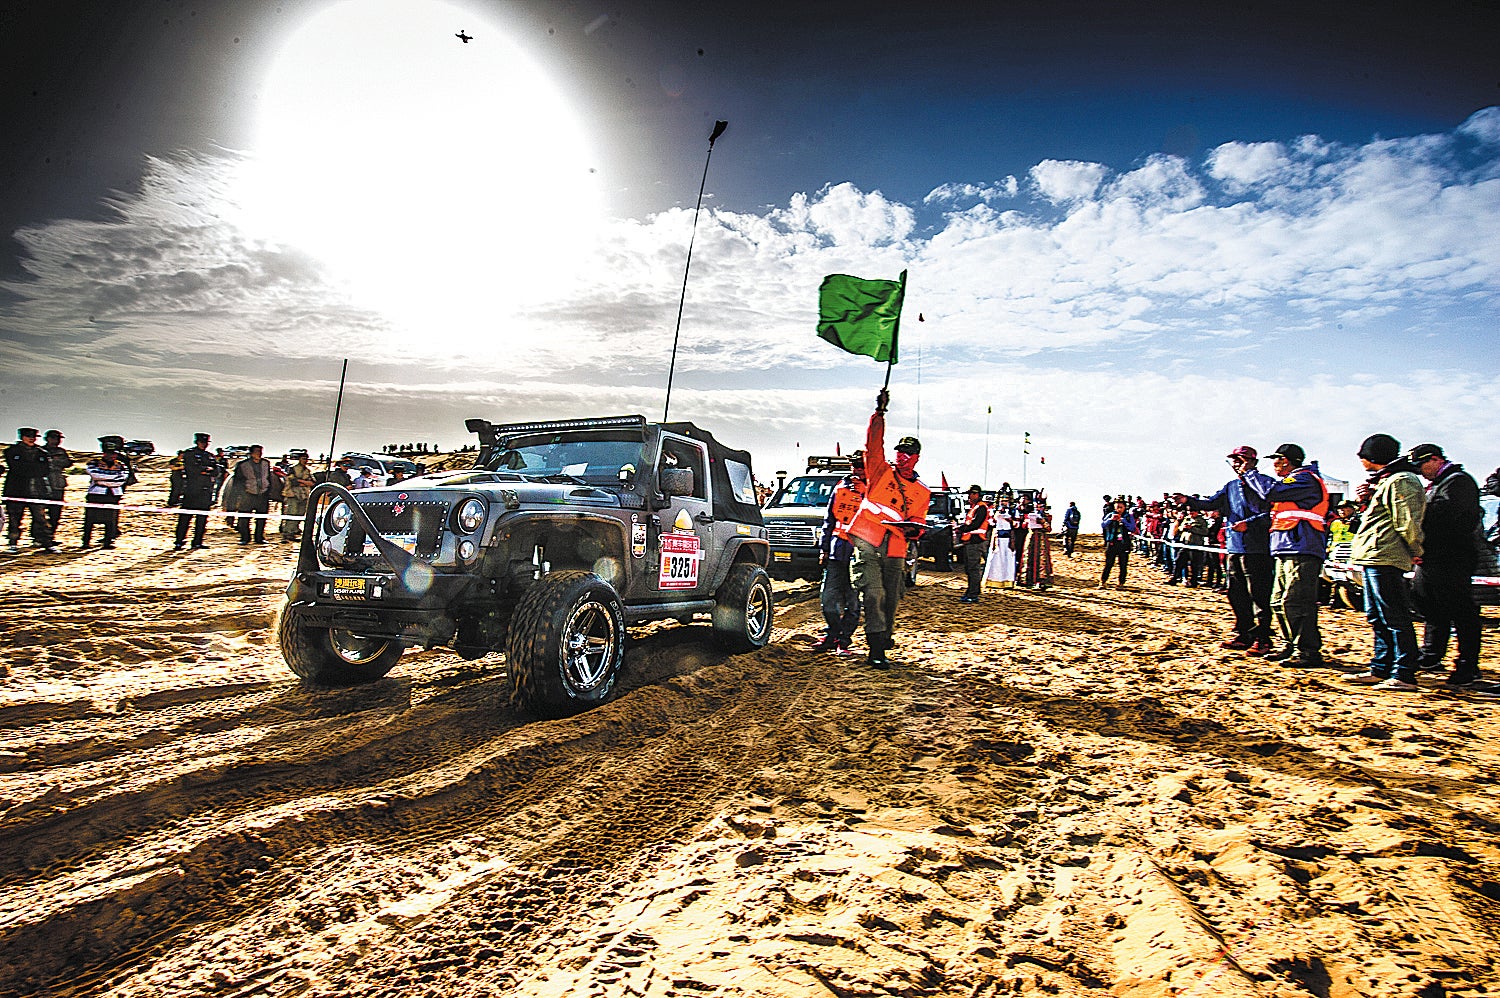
661, 467, 695, 497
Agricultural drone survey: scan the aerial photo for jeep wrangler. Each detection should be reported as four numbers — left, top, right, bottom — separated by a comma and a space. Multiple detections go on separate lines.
278, 415, 773, 715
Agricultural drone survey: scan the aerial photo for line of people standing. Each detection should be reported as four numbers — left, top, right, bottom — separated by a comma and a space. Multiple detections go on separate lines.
1171, 436, 1489, 694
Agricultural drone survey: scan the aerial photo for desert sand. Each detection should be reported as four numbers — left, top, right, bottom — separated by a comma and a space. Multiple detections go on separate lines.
2, 462, 1499, 998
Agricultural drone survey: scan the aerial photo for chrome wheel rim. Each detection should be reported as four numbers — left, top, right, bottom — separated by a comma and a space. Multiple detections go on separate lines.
329, 629, 391, 664
562, 600, 618, 693
745, 580, 772, 643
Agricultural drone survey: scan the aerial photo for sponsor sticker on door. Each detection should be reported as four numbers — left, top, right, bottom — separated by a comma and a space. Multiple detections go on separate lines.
658, 532, 701, 589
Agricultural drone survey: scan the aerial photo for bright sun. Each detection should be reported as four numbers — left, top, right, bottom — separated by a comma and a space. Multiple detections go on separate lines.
240, 0, 603, 341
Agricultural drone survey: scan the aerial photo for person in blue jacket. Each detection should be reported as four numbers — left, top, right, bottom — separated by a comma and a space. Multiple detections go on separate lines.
1100, 499, 1137, 589
1238, 443, 1329, 667
1061, 501, 1082, 557
1176, 445, 1275, 653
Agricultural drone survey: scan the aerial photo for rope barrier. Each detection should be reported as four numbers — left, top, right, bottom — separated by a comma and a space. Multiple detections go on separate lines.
3, 495, 303, 522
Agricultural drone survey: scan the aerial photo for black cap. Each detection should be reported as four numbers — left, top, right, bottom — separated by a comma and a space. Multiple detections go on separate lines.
894, 435, 921, 455
194, 432, 211, 443
18, 427, 38, 437
1407, 442, 1444, 464
44, 429, 62, 439
1357, 433, 1400, 465
966, 483, 983, 494
1269, 443, 1305, 465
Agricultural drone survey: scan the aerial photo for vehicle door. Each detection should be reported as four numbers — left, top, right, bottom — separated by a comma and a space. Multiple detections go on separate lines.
654, 434, 713, 598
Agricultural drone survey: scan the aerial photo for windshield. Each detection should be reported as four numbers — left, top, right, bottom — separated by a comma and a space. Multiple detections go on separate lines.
769, 476, 839, 508
484, 432, 643, 485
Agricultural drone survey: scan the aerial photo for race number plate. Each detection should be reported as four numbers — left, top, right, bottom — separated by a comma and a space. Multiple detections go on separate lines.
331, 577, 369, 601
658, 532, 701, 590
773, 551, 792, 562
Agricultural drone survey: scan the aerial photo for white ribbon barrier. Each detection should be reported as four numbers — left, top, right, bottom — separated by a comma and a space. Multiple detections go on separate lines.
1129, 531, 1228, 555
2, 495, 303, 522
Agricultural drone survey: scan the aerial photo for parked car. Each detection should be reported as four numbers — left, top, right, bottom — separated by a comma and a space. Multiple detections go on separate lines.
915, 488, 963, 569
762, 471, 844, 581
122, 439, 155, 456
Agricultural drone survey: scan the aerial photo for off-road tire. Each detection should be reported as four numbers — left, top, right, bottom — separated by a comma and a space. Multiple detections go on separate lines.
506, 571, 625, 717
712, 563, 774, 652
278, 605, 403, 685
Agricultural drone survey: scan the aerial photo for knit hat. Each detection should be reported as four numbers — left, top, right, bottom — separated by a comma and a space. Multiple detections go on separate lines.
1357, 433, 1401, 465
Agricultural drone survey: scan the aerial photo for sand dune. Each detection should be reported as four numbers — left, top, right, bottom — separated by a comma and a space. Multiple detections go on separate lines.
2, 468, 1498, 997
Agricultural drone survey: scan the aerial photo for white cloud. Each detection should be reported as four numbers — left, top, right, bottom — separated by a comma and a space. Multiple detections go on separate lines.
3, 112, 1498, 504
1205, 141, 1289, 189
1459, 106, 1500, 146
1029, 159, 1110, 203
923, 178, 1020, 204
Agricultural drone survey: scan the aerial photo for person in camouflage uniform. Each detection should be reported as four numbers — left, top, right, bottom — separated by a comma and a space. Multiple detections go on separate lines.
280, 455, 316, 541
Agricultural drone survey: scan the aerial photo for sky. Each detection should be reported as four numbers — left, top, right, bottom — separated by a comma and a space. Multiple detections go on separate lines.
2, 0, 1498, 511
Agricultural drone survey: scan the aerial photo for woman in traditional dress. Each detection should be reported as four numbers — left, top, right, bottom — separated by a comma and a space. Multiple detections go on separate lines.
1020, 505, 1054, 588
983, 503, 1016, 589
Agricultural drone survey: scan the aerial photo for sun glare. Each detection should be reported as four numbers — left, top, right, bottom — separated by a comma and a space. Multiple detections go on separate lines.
240, 0, 603, 344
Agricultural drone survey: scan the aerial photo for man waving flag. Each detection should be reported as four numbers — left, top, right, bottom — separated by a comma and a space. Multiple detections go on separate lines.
817, 270, 907, 365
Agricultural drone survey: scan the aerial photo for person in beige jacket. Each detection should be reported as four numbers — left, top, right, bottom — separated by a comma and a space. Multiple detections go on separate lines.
1343, 433, 1425, 691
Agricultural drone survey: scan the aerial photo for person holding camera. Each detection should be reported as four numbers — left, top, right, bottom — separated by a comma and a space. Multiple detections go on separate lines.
1343, 434, 1426, 690
1177, 445, 1275, 652
1100, 499, 1136, 588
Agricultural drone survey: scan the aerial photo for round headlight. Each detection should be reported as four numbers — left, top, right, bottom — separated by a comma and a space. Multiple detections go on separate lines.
458, 539, 477, 560
457, 498, 486, 533
327, 501, 351, 533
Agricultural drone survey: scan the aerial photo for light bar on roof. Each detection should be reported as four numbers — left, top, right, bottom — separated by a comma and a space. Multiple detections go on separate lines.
491, 414, 648, 438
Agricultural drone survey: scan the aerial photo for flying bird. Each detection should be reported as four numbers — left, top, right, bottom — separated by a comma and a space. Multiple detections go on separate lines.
455, 30, 472, 43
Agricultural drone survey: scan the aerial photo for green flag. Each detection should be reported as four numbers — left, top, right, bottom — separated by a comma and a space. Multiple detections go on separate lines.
817, 270, 906, 364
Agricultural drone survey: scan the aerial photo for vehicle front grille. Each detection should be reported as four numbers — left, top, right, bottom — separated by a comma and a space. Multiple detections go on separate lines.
345, 500, 449, 557
766, 521, 819, 547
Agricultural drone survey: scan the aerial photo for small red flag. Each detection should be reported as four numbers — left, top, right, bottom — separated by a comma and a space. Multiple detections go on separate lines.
941, 472, 950, 490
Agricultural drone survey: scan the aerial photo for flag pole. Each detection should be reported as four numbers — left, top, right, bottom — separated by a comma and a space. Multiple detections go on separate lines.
663, 119, 728, 423
880, 269, 907, 394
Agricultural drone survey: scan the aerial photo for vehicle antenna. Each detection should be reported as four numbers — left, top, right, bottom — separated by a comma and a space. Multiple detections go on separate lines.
663, 119, 727, 423
325, 358, 348, 477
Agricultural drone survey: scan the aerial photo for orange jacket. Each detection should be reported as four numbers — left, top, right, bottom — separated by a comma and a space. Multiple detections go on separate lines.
959, 501, 990, 543
845, 411, 931, 557
829, 477, 866, 541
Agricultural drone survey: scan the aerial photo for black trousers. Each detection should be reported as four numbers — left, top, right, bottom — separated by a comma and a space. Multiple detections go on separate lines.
82, 494, 121, 546
1226, 553, 1273, 643
1102, 543, 1129, 584
1412, 565, 1482, 674
963, 540, 986, 596
1063, 528, 1078, 556
175, 494, 213, 547
5, 498, 53, 546
238, 494, 271, 542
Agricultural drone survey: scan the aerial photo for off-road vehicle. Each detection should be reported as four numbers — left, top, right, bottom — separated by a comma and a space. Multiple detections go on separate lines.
762, 457, 848, 581
278, 415, 773, 715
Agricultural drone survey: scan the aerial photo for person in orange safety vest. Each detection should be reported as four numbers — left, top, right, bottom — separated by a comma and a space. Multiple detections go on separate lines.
848, 388, 931, 669
814, 451, 867, 654
957, 484, 990, 603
